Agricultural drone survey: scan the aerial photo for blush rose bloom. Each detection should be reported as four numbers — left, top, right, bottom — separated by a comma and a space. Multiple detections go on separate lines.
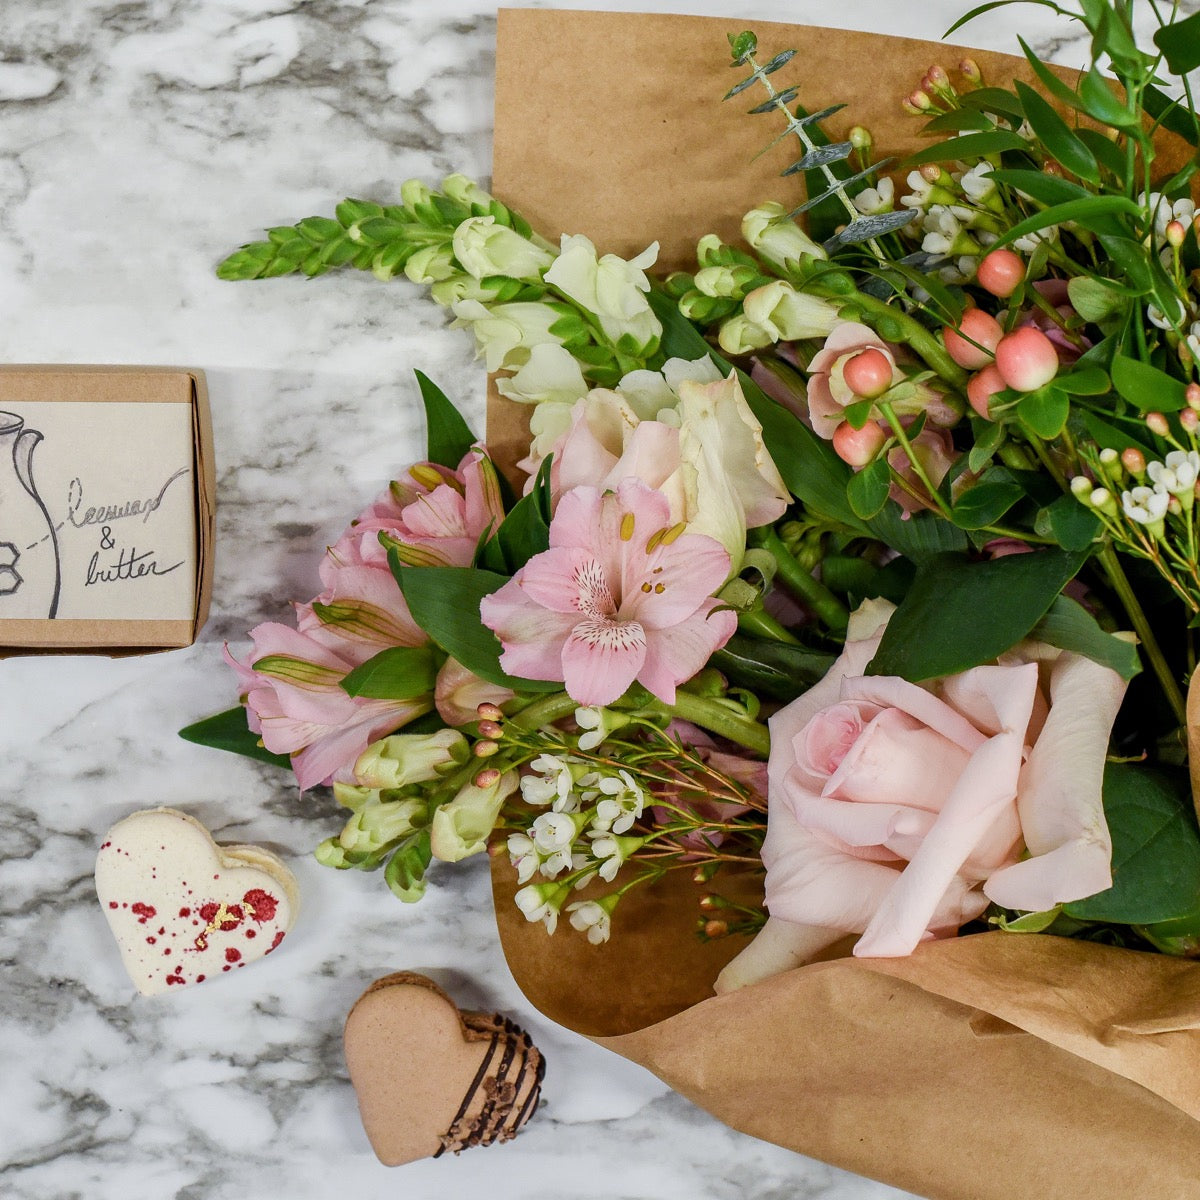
716, 599, 1129, 990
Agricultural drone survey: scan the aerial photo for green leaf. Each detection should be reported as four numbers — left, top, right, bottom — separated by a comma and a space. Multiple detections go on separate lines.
1144, 81, 1200, 149
1018, 386, 1070, 438
491, 455, 553, 571
1066, 277, 1126, 324
1078, 66, 1137, 129
390, 558, 559, 692
991, 196, 1142, 252
340, 646, 437, 700
710, 635, 836, 703
921, 109, 997, 134
847, 458, 892, 521
1015, 40, 1087, 114
867, 548, 1089, 681
950, 481, 1025, 529
1043, 494, 1101, 551
903, 130, 1032, 169
179, 707, 292, 771
1031, 594, 1140, 680
1075, 127, 1130, 182
1056, 365, 1111, 395
987, 168, 1094, 209
867, 507, 969, 561
968, 419, 1007, 473
415, 370, 476, 468
1064, 765, 1200, 924
1080, 408, 1154, 454
1111, 355, 1188, 413
1154, 10, 1200, 76
959, 87, 1027, 124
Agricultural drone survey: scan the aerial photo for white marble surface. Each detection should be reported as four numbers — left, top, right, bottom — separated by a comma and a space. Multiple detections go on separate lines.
0, 1, 1131, 1197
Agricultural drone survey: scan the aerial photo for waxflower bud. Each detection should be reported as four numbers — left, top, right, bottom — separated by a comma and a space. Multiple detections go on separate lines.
1187, 383, 1200, 412
1183, 408, 1199, 433
1121, 447, 1146, 476
1099, 447, 1122, 484
994, 327, 1059, 392
1167, 220, 1187, 249
473, 767, 501, 788
477, 702, 505, 721
1070, 475, 1094, 500
1090, 487, 1118, 514
476, 719, 503, 739
907, 89, 934, 112
976, 248, 1025, 298
474, 740, 500, 757
849, 126, 872, 153
959, 58, 983, 84
1147, 411, 1171, 437
354, 730, 469, 790
943, 307, 1003, 370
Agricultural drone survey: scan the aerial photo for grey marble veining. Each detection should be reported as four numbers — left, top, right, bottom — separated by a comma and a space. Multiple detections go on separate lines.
0, 1, 1149, 1197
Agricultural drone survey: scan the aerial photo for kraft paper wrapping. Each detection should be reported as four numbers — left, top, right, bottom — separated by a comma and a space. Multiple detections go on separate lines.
489, 11, 1200, 1198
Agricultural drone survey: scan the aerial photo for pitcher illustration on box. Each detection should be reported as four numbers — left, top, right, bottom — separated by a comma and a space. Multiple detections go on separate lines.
0, 410, 61, 619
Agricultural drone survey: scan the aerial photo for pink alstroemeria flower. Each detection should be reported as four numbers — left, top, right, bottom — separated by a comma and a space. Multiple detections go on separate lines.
329, 448, 504, 570
225, 553, 430, 791
480, 481, 737, 707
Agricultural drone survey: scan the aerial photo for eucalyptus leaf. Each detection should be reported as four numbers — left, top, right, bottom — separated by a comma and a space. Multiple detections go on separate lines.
782, 142, 854, 173
867, 548, 1088, 681
1064, 765, 1200, 924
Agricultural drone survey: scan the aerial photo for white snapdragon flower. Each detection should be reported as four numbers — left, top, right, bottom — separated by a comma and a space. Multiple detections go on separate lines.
452, 215, 555, 282
852, 177, 896, 216
543, 233, 661, 351
741, 200, 828, 268
1122, 485, 1170, 525
495, 343, 589, 406
740, 280, 842, 343
567, 899, 613, 945
451, 299, 565, 372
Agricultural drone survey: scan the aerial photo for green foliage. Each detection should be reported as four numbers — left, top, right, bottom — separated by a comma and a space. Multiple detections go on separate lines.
1030, 594, 1141, 680
178, 707, 291, 770
846, 458, 891, 520
415, 371, 477, 467
384, 830, 434, 903
1064, 765, 1200, 924
339, 646, 438, 700
710, 635, 836, 702
1110, 355, 1188, 413
867, 548, 1089, 682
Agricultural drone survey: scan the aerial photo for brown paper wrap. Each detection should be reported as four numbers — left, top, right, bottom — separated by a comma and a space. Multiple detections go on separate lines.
489, 12, 1200, 1198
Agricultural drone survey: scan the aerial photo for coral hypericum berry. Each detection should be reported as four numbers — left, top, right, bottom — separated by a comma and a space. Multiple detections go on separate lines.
994, 327, 1059, 392
833, 419, 887, 466
967, 364, 1007, 419
943, 308, 1003, 370
976, 248, 1026, 298
841, 348, 894, 399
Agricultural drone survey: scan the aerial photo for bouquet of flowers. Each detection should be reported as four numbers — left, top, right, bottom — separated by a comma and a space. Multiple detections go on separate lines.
186, 2, 1200, 1195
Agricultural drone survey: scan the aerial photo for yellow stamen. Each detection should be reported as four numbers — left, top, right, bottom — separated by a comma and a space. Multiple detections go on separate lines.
660, 522, 688, 546
641, 581, 652, 593
620, 513, 636, 541
409, 464, 447, 490
654, 583, 665, 593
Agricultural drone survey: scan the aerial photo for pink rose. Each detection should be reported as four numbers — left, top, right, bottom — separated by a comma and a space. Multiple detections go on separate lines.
717, 599, 1127, 985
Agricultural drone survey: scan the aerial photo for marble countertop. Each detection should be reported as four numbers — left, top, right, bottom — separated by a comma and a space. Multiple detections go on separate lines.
0, 1, 1106, 1197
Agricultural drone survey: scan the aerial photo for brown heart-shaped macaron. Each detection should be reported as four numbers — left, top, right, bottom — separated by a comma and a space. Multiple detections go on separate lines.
344, 972, 544, 1165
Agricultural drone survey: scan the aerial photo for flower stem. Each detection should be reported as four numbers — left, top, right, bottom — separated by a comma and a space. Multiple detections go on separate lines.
738, 608, 803, 644
1096, 543, 1186, 725
754, 527, 849, 633
655, 692, 771, 757
510, 691, 580, 731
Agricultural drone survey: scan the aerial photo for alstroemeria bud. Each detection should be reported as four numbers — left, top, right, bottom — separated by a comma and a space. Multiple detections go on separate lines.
943, 307, 1003, 369
976, 248, 1026, 298
842, 348, 894, 398
994, 327, 1059, 392
354, 730, 469, 790
1147, 411, 1171, 437
833, 419, 888, 466
967, 363, 1007, 418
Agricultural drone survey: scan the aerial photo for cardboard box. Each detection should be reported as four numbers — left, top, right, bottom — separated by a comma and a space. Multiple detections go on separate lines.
0, 366, 214, 652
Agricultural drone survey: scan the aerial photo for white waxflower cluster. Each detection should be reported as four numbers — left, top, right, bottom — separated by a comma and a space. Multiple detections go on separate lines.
508, 753, 647, 887
1118, 451, 1200, 532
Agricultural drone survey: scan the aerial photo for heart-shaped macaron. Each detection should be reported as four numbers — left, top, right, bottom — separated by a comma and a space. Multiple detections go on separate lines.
95, 807, 299, 996
344, 972, 544, 1165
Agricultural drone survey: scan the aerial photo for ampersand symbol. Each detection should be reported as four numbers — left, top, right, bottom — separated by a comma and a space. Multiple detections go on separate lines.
99, 525, 115, 550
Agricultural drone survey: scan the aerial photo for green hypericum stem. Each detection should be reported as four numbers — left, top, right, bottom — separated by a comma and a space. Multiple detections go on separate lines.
755, 526, 849, 633
878, 401, 953, 518
1096, 543, 1187, 726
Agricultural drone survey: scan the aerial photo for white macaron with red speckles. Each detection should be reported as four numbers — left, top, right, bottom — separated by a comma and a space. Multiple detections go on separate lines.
95, 807, 299, 996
